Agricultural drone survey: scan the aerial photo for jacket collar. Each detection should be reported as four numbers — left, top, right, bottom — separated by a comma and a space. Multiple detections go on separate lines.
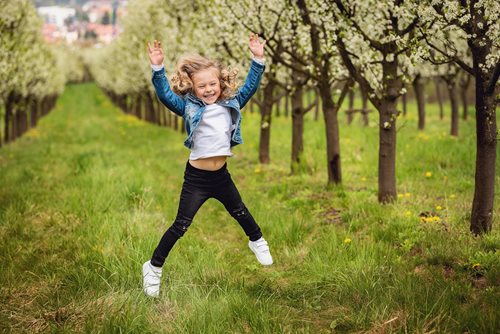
186, 93, 205, 106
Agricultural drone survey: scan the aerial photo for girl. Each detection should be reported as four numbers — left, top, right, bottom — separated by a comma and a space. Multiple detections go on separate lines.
143, 35, 273, 297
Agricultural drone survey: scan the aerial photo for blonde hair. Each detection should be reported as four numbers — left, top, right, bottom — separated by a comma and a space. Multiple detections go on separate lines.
170, 54, 239, 101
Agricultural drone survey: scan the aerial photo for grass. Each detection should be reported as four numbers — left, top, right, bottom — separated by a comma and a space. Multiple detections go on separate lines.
0, 83, 498, 333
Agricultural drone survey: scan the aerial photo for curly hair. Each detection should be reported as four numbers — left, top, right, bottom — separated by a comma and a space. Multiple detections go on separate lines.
170, 54, 239, 101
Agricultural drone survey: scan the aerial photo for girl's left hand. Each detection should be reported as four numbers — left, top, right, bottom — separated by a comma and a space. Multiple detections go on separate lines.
249, 33, 266, 61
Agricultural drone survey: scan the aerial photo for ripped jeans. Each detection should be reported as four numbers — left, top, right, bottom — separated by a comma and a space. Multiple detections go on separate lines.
150, 161, 263, 267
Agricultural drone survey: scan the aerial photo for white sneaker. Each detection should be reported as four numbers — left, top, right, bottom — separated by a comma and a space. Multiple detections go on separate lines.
249, 237, 273, 266
142, 260, 162, 297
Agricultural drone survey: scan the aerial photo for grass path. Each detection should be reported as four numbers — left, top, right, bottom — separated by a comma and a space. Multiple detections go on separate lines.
0, 83, 498, 333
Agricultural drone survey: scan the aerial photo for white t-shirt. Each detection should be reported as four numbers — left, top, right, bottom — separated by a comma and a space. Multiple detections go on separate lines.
189, 104, 235, 160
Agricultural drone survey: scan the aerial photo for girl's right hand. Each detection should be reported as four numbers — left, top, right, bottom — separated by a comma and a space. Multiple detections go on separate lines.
147, 40, 164, 65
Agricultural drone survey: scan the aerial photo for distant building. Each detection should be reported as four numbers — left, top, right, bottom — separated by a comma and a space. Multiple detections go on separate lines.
37, 6, 76, 28
37, 1, 127, 45
85, 23, 117, 44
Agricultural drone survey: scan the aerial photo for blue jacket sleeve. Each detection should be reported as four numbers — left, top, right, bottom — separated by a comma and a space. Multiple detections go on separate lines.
152, 68, 185, 117
236, 60, 265, 109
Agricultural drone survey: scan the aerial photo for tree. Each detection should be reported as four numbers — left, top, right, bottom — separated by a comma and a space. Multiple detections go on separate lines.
329, 0, 423, 203
0, 0, 65, 145
421, 0, 499, 234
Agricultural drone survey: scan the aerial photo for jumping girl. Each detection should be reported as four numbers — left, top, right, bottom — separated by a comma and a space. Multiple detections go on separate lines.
142, 34, 273, 297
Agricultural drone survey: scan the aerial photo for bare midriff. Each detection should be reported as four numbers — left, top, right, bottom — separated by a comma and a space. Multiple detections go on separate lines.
189, 156, 227, 171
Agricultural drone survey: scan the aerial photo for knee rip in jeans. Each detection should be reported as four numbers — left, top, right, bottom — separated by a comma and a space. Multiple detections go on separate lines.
170, 218, 192, 237
232, 204, 248, 219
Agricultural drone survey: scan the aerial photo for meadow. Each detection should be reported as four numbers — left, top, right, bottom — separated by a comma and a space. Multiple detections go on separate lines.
0, 83, 498, 333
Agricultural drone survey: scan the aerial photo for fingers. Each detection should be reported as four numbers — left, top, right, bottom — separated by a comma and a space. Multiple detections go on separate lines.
249, 33, 265, 46
249, 33, 257, 43
150, 40, 162, 49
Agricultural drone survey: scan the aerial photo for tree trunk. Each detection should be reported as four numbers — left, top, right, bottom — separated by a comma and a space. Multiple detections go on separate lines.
459, 72, 471, 121
447, 80, 459, 136
16, 99, 28, 137
319, 83, 341, 184
347, 88, 354, 124
5, 92, 14, 143
291, 85, 305, 173
435, 77, 444, 120
375, 60, 400, 203
258, 79, 276, 164
413, 74, 426, 130
30, 98, 39, 128
376, 97, 398, 203
470, 76, 497, 235
360, 87, 369, 126
274, 93, 280, 118
144, 92, 155, 123
134, 95, 142, 119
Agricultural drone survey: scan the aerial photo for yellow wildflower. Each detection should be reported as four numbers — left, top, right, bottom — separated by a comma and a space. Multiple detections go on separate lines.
343, 238, 352, 245
361, 177, 366, 182
397, 194, 404, 198
449, 194, 456, 199
436, 205, 442, 211
420, 216, 441, 223
404, 193, 411, 197
425, 172, 432, 178
405, 211, 411, 217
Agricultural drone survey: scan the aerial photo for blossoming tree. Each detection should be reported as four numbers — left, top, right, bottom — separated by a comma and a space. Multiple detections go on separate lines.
0, 0, 64, 145
421, 0, 499, 234
329, 0, 423, 202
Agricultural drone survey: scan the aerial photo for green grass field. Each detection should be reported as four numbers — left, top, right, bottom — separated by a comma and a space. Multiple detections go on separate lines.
0, 83, 498, 333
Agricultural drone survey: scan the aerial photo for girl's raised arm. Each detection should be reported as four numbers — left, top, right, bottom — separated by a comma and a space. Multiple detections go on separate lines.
148, 40, 185, 116
236, 34, 266, 108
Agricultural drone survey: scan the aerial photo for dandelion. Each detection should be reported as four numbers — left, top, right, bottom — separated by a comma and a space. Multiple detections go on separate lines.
436, 205, 442, 210
254, 166, 261, 173
449, 194, 456, 199
405, 211, 411, 217
343, 238, 352, 245
404, 193, 411, 197
420, 215, 441, 223
398, 194, 404, 198
361, 177, 366, 182
425, 172, 432, 178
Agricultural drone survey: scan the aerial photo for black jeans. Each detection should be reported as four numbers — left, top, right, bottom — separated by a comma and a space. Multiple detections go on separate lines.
150, 161, 263, 267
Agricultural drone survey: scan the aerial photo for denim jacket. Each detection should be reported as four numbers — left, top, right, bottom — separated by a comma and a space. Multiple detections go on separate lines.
152, 60, 265, 149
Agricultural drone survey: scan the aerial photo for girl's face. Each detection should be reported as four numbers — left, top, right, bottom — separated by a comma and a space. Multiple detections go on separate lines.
192, 67, 221, 105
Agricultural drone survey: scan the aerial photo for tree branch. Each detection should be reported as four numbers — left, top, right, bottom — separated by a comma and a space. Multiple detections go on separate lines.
333, 0, 385, 51
486, 62, 500, 95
